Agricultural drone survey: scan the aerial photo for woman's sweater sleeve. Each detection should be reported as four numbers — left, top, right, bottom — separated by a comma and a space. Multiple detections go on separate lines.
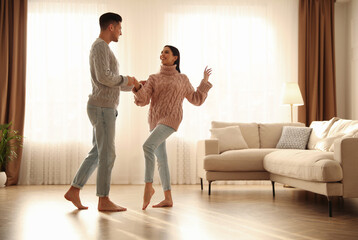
185, 76, 213, 106
132, 76, 154, 106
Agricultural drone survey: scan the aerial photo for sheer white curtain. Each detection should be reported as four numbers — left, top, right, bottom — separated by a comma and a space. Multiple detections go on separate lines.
20, 0, 298, 185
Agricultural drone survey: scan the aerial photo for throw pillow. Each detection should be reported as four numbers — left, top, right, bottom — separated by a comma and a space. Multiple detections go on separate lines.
307, 117, 339, 150
210, 126, 249, 153
315, 133, 345, 152
276, 126, 312, 149
328, 130, 358, 152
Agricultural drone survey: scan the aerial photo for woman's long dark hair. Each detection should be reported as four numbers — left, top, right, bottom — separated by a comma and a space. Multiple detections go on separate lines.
165, 45, 180, 73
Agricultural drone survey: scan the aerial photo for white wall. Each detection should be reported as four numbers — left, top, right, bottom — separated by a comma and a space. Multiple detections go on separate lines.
336, 0, 358, 119
335, 2, 348, 118
346, 0, 358, 119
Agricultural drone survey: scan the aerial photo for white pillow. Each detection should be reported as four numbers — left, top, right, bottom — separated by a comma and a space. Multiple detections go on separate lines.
210, 126, 248, 153
307, 117, 339, 149
315, 133, 345, 152
328, 130, 358, 152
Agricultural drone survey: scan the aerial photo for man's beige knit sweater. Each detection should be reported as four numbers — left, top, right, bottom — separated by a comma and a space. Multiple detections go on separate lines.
88, 38, 131, 109
133, 65, 212, 131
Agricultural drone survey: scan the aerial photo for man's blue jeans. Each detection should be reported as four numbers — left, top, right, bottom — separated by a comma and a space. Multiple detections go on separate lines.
72, 104, 117, 197
143, 124, 175, 191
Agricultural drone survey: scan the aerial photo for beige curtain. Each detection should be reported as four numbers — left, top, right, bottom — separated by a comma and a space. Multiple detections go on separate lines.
298, 0, 337, 126
0, 0, 27, 186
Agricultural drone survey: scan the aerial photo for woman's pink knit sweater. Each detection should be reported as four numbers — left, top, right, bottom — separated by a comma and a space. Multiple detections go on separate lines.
133, 65, 212, 131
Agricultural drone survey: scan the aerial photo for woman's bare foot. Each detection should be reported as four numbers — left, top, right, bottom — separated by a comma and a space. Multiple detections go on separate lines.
153, 190, 173, 208
142, 183, 155, 210
64, 186, 88, 210
152, 199, 173, 208
98, 197, 127, 212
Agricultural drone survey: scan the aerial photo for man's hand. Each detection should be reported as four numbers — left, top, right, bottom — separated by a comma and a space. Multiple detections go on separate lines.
133, 77, 141, 90
127, 76, 135, 86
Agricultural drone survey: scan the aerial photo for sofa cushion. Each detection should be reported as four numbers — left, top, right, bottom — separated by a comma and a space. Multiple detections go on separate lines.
210, 126, 248, 153
276, 126, 312, 149
263, 150, 343, 182
307, 117, 339, 150
211, 121, 260, 148
204, 148, 279, 172
259, 123, 305, 148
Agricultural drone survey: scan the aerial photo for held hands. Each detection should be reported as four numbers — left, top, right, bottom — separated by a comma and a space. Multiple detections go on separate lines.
127, 76, 135, 86
203, 66, 212, 82
127, 76, 140, 89
133, 77, 141, 90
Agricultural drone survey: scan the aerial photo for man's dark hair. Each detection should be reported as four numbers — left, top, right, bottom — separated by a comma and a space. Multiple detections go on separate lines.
99, 12, 122, 30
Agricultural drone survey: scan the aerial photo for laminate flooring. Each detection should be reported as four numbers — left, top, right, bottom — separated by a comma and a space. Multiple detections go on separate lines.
1, 184, 358, 240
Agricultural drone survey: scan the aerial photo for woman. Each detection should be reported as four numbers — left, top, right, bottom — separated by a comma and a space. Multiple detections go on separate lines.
133, 45, 212, 210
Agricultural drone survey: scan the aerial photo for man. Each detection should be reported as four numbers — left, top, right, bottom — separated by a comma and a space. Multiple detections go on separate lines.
65, 12, 135, 212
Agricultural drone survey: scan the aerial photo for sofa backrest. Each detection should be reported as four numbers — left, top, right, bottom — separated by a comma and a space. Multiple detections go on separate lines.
211, 121, 260, 148
259, 123, 305, 148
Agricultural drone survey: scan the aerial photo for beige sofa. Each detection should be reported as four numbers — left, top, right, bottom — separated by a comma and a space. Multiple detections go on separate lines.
196, 118, 358, 217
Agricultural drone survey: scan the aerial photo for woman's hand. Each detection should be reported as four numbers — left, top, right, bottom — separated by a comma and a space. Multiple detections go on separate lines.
203, 66, 212, 82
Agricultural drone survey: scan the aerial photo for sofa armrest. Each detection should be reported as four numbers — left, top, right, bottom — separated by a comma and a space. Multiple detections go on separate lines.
334, 137, 358, 198
196, 139, 219, 179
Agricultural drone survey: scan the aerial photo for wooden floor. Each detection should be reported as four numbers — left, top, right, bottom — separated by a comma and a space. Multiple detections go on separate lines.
1, 184, 358, 240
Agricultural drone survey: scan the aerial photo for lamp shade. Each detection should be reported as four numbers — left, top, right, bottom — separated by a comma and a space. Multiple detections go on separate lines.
282, 82, 304, 106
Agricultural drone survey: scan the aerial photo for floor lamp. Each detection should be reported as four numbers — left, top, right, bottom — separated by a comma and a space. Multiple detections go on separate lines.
282, 82, 304, 123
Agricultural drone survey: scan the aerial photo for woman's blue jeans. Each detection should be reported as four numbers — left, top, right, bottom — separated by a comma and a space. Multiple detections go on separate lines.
72, 104, 117, 197
143, 124, 175, 191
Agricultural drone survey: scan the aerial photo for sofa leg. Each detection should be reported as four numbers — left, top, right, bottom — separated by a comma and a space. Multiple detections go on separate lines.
271, 181, 275, 198
200, 178, 203, 191
327, 197, 332, 217
208, 181, 212, 195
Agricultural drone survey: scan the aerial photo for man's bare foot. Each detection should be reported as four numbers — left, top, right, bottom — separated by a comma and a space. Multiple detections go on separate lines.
64, 186, 88, 210
98, 197, 127, 212
153, 190, 173, 208
142, 183, 155, 210
152, 199, 173, 208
